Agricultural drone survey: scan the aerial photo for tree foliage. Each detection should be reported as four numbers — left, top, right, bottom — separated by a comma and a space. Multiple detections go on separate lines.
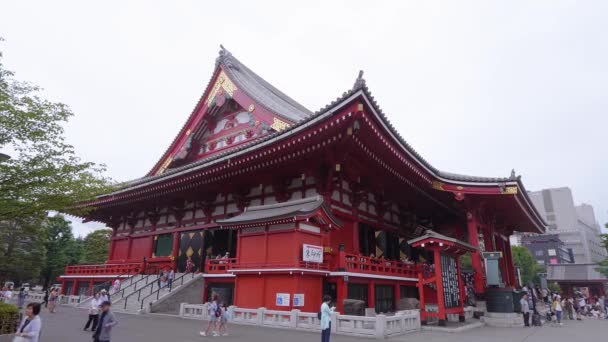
511, 246, 543, 286
0, 40, 113, 222
82, 229, 111, 264
0, 217, 46, 285
41, 215, 76, 287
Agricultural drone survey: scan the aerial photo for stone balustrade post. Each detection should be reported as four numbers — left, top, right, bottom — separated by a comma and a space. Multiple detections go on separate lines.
290, 309, 300, 328
257, 307, 266, 325
375, 314, 387, 338
179, 303, 185, 317
330, 312, 338, 333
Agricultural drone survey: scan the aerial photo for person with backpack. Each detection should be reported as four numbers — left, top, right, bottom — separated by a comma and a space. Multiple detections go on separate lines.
200, 295, 220, 337
320, 295, 335, 342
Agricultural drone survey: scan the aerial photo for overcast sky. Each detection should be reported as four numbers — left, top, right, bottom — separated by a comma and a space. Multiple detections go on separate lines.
1, 1, 606, 236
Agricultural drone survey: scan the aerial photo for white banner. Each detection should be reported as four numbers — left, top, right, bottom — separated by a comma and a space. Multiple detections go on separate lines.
302, 244, 323, 263
293, 294, 305, 307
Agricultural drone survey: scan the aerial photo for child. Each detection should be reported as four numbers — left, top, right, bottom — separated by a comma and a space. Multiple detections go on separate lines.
552, 295, 563, 326
218, 303, 230, 336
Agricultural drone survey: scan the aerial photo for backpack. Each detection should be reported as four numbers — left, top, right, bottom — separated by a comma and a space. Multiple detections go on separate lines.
317, 311, 322, 320
215, 305, 222, 318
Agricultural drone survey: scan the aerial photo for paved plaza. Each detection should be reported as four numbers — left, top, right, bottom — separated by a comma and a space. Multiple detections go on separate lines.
32, 306, 606, 342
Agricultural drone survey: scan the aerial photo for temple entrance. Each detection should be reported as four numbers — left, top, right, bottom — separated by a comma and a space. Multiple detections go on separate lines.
207, 282, 234, 305
177, 231, 204, 273
347, 283, 369, 304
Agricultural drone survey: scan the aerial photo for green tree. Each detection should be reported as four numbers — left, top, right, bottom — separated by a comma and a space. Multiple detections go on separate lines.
82, 229, 112, 264
0, 39, 113, 222
511, 246, 543, 286
41, 215, 76, 287
0, 217, 46, 285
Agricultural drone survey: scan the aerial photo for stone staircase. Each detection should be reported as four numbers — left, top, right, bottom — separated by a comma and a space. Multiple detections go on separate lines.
112, 273, 202, 314
76, 274, 154, 309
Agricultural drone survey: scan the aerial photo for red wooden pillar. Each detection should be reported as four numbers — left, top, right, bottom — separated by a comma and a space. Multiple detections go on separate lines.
336, 277, 347, 313
394, 283, 401, 311
352, 222, 360, 254
433, 248, 447, 326
71, 281, 79, 296
368, 281, 376, 310
466, 213, 484, 295
504, 237, 516, 287
498, 237, 509, 286
418, 272, 427, 324
172, 231, 180, 270
89, 279, 94, 296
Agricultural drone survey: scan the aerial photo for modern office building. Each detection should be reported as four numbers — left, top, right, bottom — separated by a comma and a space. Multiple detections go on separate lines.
528, 187, 606, 263
521, 234, 573, 265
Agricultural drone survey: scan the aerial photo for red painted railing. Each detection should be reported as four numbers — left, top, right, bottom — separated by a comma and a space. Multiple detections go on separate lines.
64, 262, 142, 276
204, 259, 329, 273
342, 253, 419, 278
205, 258, 238, 273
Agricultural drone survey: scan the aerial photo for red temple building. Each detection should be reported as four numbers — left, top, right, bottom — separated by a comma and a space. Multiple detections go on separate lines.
62, 47, 546, 323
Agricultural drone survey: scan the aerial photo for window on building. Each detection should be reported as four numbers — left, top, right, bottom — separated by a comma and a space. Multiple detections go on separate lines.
535, 250, 544, 256
548, 249, 557, 256
154, 234, 173, 257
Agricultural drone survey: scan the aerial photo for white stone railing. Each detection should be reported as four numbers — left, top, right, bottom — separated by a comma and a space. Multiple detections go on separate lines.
58, 295, 82, 305
179, 303, 420, 338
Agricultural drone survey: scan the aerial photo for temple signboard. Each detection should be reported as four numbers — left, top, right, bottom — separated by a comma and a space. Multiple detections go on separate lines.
303, 244, 323, 263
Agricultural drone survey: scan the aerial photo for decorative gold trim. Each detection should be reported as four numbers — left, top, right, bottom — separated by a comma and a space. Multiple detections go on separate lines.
248, 104, 255, 112
503, 186, 518, 195
456, 186, 464, 190
432, 181, 444, 191
185, 129, 192, 136
206, 70, 237, 105
156, 157, 173, 175
357, 103, 364, 112
270, 117, 290, 131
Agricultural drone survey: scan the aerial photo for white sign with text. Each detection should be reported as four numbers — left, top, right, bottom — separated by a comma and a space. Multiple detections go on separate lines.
302, 244, 323, 263
276, 293, 290, 307
293, 294, 305, 307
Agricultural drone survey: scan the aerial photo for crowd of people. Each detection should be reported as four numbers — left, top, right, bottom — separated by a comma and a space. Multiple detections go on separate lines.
519, 284, 607, 327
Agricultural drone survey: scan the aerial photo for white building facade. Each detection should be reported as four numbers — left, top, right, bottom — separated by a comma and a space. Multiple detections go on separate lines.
528, 187, 606, 263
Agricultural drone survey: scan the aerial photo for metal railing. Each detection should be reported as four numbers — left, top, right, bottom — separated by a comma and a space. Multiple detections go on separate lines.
138, 272, 196, 310
112, 272, 159, 302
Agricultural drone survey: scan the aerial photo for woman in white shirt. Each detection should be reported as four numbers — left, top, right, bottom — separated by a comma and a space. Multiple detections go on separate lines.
84, 293, 102, 331
14, 303, 41, 342
320, 295, 335, 342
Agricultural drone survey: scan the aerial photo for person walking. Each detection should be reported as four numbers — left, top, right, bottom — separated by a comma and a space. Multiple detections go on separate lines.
93, 301, 118, 342
320, 295, 335, 342
99, 289, 109, 304
218, 303, 230, 336
186, 256, 195, 274
565, 296, 574, 320
157, 269, 164, 289
14, 302, 42, 342
552, 295, 563, 326
200, 294, 220, 337
42, 289, 49, 308
17, 288, 28, 309
167, 269, 175, 290
47, 288, 58, 313
520, 293, 530, 327
111, 278, 121, 295
84, 293, 102, 331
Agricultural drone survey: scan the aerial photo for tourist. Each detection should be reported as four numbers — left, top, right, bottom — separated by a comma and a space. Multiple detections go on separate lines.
111, 277, 121, 295
14, 302, 41, 342
167, 269, 175, 290
552, 295, 563, 326
84, 293, 102, 331
42, 288, 49, 308
200, 294, 220, 337
3, 286, 12, 302
99, 289, 109, 304
520, 293, 530, 327
47, 288, 58, 313
542, 288, 549, 304
564, 296, 574, 320
218, 303, 230, 336
17, 287, 27, 309
577, 295, 586, 320
186, 255, 195, 274
320, 295, 335, 342
93, 301, 118, 342
157, 269, 164, 289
